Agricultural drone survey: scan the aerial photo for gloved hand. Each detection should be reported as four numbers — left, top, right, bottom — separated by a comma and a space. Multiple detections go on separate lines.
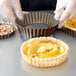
0, 0, 23, 25
54, 0, 76, 27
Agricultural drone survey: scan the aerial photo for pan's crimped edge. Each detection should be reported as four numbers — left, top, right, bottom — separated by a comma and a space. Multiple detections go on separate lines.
17, 12, 58, 39
0, 30, 15, 40
59, 26, 76, 37
17, 25, 58, 39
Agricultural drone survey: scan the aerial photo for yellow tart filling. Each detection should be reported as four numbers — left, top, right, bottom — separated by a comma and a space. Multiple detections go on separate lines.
22, 39, 65, 58
0, 25, 14, 35
64, 16, 76, 29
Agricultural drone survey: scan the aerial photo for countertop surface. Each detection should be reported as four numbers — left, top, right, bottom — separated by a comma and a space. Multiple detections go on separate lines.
0, 29, 76, 76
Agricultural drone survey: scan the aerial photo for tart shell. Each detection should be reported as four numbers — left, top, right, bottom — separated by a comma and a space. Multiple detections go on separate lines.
21, 37, 69, 67
0, 25, 15, 40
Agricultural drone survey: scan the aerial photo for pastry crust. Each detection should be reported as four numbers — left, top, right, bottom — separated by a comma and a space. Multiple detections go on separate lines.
21, 37, 69, 67
64, 20, 76, 31
0, 25, 15, 39
60, 17, 76, 37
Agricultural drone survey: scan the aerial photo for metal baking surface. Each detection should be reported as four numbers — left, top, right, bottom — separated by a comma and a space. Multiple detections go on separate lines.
0, 30, 76, 76
0, 13, 76, 76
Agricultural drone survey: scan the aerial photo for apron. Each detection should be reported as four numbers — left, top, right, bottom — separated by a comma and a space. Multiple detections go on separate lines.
20, 0, 57, 11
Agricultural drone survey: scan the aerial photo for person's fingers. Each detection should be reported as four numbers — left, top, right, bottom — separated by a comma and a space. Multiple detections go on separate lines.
7, 12, 16, 24
68, 0, 76, 20
59, 0, 76, 24
58, 12, 71, 29
60, 12, 71, 24
0, 0, 16, 24
54, 9, 64, 20
11, 0, 23, 20
54, 0, 68, 20
55, 0, 67, 11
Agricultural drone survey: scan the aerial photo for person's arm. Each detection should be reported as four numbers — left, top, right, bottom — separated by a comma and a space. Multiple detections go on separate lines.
0, 0, 23, 25
54, 0, 76, 27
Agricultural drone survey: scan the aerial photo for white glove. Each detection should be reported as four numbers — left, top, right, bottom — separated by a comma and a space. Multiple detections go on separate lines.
54, 0, 76, 26
0, 0, 23, 25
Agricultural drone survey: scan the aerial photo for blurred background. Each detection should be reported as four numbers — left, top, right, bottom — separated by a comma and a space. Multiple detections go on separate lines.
20, 0, 56, 11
